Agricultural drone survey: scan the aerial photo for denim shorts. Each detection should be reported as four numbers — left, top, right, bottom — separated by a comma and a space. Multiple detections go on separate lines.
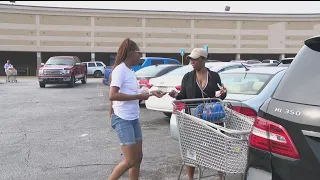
110, 114, 143, 146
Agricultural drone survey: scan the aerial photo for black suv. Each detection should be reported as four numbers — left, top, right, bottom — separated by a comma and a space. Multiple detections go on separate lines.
244, 35, 320, 180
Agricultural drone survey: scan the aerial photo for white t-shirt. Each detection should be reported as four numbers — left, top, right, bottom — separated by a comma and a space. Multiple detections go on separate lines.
110, 62, 140, 120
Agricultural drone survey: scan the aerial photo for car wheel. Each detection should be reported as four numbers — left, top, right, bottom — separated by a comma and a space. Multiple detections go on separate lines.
81, 74, 87, 84
93, 70, 103, 78
68, 75, 75, 88
39, 82, 45, 88
163, 112, 172, 117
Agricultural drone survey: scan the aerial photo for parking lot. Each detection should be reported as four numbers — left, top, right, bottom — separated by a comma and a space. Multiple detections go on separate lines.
0, 77, 182, 180
0, 77, 243, 180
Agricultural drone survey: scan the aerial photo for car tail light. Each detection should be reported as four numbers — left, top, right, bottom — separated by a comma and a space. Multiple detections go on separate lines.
249, 116, 300, 159
139, 79, 152, 89
175, 85, 181, 91
232, 106, 257, 117
173, 102, 185, 114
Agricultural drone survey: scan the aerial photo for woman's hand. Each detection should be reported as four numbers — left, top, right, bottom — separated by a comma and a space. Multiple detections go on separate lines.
150, 90, 166, 98
219, 86, 227, 95
216, 84, 227, 97
168, 90, 178, 98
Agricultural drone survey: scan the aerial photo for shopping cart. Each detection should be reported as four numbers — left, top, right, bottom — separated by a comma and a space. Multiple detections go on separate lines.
172, 98, 254, 180
6, 68, 18, 83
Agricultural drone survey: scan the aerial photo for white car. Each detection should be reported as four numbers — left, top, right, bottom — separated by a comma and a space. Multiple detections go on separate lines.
262, 59, 280, 64
83, 61, 107, 78
145, 62, 251, 117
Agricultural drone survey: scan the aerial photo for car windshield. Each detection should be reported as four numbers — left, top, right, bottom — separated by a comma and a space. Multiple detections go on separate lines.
135, 65, 169, 77
220, 73, 272, 95
139, 58, 145, 65
46, 58, 74, 65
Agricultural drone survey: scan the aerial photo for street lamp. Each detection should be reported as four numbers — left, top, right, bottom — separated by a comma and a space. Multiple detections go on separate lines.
225, 6, 230, 12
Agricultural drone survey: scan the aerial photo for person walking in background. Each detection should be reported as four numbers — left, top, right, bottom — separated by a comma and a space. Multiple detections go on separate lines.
168, 48, 227, 180
4, 60, 12, 82
108, 38, 166, 180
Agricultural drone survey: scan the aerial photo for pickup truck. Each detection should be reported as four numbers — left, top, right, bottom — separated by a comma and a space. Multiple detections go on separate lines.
38, 56, 87, 88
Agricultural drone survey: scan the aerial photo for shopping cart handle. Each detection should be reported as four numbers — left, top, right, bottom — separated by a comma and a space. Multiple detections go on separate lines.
172, 98, 223, 104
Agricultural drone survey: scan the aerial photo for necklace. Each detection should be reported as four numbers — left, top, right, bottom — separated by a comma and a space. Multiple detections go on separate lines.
196, 70, 208, 90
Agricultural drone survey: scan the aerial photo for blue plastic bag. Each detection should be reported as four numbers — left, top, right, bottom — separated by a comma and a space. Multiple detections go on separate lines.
195, 102, 226, 122
104, 69, 112, 80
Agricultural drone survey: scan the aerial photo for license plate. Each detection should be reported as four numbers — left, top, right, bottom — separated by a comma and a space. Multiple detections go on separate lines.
158, 87, 167, 92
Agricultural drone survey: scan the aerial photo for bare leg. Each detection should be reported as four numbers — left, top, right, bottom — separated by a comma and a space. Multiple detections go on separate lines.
186, 166, 195, 180
108, 145, 137, 180
129, 140, 143, 180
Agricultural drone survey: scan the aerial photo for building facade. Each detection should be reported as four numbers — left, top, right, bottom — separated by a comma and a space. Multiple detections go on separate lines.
1, 4, 320, 75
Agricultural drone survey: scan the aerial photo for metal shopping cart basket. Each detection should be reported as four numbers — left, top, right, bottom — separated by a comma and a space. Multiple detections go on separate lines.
6, 68, 18, 83
172, 98, 254, 180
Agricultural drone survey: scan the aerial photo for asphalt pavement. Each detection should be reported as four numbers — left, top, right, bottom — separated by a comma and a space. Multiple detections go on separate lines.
0, 77, 241, 180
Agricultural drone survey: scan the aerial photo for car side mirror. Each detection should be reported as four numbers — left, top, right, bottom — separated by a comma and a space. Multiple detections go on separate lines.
41, 63, 44, 67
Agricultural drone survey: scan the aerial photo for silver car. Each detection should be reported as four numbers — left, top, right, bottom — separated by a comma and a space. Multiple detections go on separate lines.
170, 66, 288, 141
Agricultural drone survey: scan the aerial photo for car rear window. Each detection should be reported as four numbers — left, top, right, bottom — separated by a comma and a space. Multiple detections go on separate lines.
46, 57, 74, 65
135, 65, 168, 77
220, 73, 272, 95
273, 46, 320, 106
165, 63, 217, 76
165, 65, 193, 76
280, 59, 293, 64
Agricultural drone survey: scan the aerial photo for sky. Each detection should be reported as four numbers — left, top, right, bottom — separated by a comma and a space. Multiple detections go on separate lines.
1, 1, 320, 14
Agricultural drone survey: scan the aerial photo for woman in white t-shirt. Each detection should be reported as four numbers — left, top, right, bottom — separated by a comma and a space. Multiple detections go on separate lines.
108, 38, 165, 180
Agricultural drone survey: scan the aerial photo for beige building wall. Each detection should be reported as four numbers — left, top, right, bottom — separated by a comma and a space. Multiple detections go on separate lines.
1, 4, 320, 54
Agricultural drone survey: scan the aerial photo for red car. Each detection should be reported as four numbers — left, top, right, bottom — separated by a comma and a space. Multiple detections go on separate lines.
38, 56, 87, 88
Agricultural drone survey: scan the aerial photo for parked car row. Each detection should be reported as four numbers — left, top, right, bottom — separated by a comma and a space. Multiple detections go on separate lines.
145, 62, 252, 116
132, 34, 320, 180
137, 36, 317, 180
231, 57, 295, 67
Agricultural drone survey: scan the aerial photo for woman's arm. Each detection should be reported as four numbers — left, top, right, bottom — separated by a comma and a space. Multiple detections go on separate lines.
109, 67, 149, 101
109, 86, 146, 101
175, 73, 188, 100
